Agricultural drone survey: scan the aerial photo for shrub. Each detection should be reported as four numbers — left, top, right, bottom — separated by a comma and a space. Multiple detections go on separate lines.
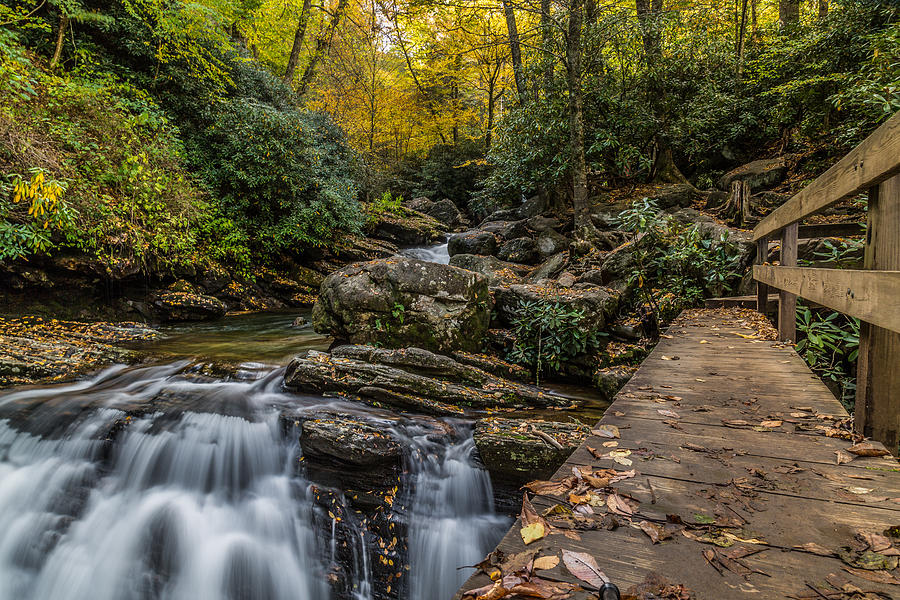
507, 299, 606, 383
199, 99, 363, 251
796, 306, 860, 409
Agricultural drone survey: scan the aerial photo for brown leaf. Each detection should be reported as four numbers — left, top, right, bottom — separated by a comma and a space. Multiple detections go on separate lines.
862, 533, 894, 553
607, 493, 635, 516
794, 542, 833, 556
843, 567, 900, 585
523, 478, 575, 497
657, 409, 680, 419
561, 549, 608, 589
533, 555, 560, 570
639, 520, 670, 544
760, 420, 783, 428
847, 442, 891, 457
722, 419, 752, 428
592, 424, 620, 439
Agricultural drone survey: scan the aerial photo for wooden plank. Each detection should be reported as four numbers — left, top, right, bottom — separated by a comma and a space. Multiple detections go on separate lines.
753, 265, 900, 334
753, 111, 900, 241
779, 222, 798, 341
756, 238, 769, 313
798, 221, 866, 240
458, 309, 900, 600
856, 175, 900, 454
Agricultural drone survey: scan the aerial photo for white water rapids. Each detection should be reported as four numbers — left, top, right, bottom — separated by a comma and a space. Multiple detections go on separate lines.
0, 362, 506, 600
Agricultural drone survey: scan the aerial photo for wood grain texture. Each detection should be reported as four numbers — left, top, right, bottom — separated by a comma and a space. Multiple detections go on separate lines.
455, 309, 900, 600
753, 265, 900, 333
753, 110, 900, 241
778, 222, 798, 342
855, 176, 900, 453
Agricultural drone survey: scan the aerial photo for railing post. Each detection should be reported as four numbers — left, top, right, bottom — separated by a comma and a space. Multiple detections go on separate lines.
778, 223, 798, 342
855, 176, 900, 454
756, 237, 769, 313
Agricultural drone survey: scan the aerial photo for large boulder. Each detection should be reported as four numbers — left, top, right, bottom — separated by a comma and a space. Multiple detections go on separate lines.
313, 257, 491, 353
425, 198, 466, 228
372, 210, 444, 245
536, 230, 570, 258
449, 254, 530, 287
528, 252, 568, 282
494, 282, 619, 328
480, 220, 530, 241
647, 183, 701, 210
718, 155, 793, 192
475, 418, 589, 488
448, 229, 498, 257
283, 347, 565, 415
497, 238, 540, 265
150, 291, 227, 321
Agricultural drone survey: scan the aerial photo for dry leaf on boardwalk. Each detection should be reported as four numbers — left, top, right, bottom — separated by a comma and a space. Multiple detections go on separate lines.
533, 555, 559, 570
846, 442, 891, 457
561, 549, 608, 588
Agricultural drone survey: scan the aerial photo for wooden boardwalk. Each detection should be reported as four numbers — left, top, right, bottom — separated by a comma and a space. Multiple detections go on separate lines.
456, 308, 900, 599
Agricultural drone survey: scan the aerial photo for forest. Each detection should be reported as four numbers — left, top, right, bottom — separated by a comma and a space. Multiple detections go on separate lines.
0, 0, 899, 598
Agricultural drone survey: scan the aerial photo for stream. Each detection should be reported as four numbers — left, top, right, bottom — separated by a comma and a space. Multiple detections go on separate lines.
0, 241, 603, 600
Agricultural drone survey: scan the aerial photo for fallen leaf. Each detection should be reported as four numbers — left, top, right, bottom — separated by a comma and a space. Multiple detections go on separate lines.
843, 567, 900, 585
847, 442, 891, 457
592, 424, 620, 439
794, 542, 833, 556
639, 520, 671, 544
533, 555, 559, 570
607, 493, 634, 516
561, 549, 608, 588
760, 420, 783, 428
661, 355, 680, 361
602, 441, 619, 448
657, 409, 680, 419
520, 522, 546, 545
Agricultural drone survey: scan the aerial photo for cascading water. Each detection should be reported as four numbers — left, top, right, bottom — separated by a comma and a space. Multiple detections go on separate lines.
400, 425, 510, 600
399, 237, 450, 265
0, 355, 509, 600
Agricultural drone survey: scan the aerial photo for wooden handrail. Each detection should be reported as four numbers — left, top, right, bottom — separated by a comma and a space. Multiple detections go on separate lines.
752, 111, 900, 242
753, 265, 900, 334
750, 112, 900, 453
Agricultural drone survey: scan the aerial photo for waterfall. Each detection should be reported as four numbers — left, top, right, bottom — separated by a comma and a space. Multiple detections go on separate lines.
399, 237, 450, 264
0, 363, 508, 600
401, 425, 510, 600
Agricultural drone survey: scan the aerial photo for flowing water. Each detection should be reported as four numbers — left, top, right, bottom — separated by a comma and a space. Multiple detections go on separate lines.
399, 238, 450, 265
0, 309, 508, 600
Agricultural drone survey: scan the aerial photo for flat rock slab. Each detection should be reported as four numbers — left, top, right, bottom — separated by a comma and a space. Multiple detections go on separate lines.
455, 308, 900, 599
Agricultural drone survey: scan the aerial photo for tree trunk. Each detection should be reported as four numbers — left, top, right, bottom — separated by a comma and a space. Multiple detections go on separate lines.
779, 0, 799, 28
298, 0, 350, 96
502, 0, 526, 103
635, 0, 662, 63
736, 0, 749, 77
566, 0, 596, 240
283, 0, 313, 85
50, 12, 69, 69
722, 180, 751, 226
541, 0, 553, 94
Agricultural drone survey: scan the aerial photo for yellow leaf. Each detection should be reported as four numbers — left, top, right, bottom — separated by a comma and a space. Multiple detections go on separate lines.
520, 522, 546, 545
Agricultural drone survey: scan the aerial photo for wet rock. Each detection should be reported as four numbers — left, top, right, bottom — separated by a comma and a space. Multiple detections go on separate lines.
536, 230, 570, 258
594, 365, 637, 400
151, 291, 227, 322
528, 252, 568, 282
424, 198, 466, 228
448, 254, 529, 287
474, 417, 589, 488
480, 220, 530, 242
372, 210, 444, 245
718, 155, 794, 192
450, 351, 532, 383
291, 316, 309, 327
598, 236, 646, 285
448, 230, 498, 257
497, 238, 540, 265
526, 215, 563, 233
300, 414, 402, 466
284, 347, 564, 415
556, 272, 576, 288
0, 316, 156, 387
312, 257, 491, 353
494, 283, 619, 329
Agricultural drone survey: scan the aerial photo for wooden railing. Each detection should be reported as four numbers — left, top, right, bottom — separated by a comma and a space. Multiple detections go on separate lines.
752, 111, 900, 451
